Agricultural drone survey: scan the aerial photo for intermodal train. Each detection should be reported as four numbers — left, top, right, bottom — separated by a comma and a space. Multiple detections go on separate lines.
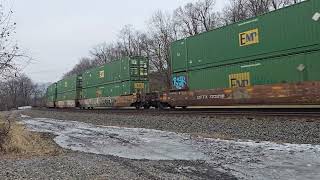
46, 0, 320, 109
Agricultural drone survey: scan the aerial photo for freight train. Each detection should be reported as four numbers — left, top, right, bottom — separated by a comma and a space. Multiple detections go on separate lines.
46, 0, 320, 109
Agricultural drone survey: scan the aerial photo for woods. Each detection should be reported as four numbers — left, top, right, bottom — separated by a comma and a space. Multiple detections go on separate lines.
64, 0, 303, 91
0, 2, 42, 111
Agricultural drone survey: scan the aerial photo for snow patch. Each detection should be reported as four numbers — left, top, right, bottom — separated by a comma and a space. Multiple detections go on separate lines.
21, 118, 206, 161
20, 114, 31, 118
21, 117, 320, 179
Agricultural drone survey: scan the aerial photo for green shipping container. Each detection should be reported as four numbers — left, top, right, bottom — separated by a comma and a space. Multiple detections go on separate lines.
171, 0, 320, 72
46, 95, 55, 103
56, 90, 77, 101
172, 50, 320, 90
46, 83, 57, 97
55, 75, 80, 102
82, 56, 149, 88
81, 80, 149, 99
56, 75, 77, 94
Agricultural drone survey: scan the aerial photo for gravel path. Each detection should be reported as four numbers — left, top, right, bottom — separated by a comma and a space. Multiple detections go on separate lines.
0, 152, 235, 180
24, 109, 320, 145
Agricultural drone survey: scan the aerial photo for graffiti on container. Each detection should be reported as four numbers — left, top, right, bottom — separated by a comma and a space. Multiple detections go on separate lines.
229, 72, 251, 88
172, 76, 187, 90
196, 94, 226, 100
103, 97, 116, 106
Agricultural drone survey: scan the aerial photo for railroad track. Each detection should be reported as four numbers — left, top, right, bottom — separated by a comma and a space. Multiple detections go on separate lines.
33, 107, 320, 117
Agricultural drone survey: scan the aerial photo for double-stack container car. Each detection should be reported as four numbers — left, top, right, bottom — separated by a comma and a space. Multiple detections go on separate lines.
47, 56, 150, 109
164, 0, 320, 107
79, 56, 149, 108
55, 75, 79, 108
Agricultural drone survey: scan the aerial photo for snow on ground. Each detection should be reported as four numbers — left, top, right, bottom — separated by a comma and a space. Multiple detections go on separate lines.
21, 117, 206, 161
20, 115, 320, 179
20, 114, 31, 118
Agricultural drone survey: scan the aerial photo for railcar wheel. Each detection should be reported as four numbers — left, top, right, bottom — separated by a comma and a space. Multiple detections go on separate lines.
157, 102, 165, 110
135, 105, 141, 110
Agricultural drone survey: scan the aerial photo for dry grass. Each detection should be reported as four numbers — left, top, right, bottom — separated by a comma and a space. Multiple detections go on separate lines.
0, 114, 61, 158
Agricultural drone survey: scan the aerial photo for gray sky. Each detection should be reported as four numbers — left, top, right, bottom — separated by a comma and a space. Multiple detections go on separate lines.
13, 0, 226, 83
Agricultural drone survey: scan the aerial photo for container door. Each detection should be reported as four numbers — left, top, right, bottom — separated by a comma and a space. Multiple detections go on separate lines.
121, 57, 130, 81
171, 39, 187, 73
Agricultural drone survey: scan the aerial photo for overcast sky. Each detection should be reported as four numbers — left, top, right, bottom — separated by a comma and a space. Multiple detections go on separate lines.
13, 0, 226, 83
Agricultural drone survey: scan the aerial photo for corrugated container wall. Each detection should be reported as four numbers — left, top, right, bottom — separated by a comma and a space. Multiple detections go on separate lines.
82, 56, 148, 88
56, 75, 78, 101
171, 0, 320, 72
81, 80, 149, 99
46, 83, 56, 96
171, 0, 320, 91
46, 83, 57, 102
81, 56, 150, 99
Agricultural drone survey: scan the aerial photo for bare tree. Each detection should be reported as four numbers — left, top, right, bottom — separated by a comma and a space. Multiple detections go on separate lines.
0, 74, 35, 110
64, 57, 97, 78
222, 0, 304, 25
246, 0, 271, 16
270, 0, 303, 10
0, 2, 28, 78
194, 0, 218, 32
147, 11, 179, 89
31, 83, 47, 107
90, 43, 109, 65
174, 3, 201, 36
222, 0, 249, 24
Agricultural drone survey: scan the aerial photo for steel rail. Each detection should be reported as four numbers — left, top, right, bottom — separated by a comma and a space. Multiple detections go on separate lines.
34, 107, 320, 117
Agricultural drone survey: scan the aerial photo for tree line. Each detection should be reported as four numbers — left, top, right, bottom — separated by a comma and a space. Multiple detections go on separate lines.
65, 0, 303, 90
0, 2, 42, 111
0, 75, 47, 110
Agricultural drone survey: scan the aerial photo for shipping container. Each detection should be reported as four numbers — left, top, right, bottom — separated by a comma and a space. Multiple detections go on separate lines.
46, 83, 57, 96
81, 80, 149, 100
54, 75, 81, 108
171, 0, 320, 73
172, 50, 320, 91
56, 90, 77, 101
82, 56, 149, 88
46, 83, 57, 107
56, 75, 78, 94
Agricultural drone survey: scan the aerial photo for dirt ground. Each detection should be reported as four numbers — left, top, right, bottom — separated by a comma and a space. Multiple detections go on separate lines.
1, 109, 320, 180
0, 111, 236, 180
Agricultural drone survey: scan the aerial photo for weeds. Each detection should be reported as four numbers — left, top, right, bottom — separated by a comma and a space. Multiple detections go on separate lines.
0, 116, 11, 152
0, 113, 61, 157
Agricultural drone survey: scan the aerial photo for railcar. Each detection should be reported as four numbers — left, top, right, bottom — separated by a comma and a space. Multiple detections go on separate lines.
164, 0, 320, 108
46, 56, 150, 109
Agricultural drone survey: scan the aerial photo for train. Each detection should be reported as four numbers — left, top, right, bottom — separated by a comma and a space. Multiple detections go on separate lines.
46, 0, 320, 109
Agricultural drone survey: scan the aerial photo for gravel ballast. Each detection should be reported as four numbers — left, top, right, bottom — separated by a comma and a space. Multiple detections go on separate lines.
0, 152, 235, 180
24, 109, 320, 145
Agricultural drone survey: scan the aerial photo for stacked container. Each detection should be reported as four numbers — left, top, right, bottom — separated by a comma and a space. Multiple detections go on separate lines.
46, 83, 57, 107
81, 56, 149, 100
55, 75, 79, 107
171, 0, 320, 91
